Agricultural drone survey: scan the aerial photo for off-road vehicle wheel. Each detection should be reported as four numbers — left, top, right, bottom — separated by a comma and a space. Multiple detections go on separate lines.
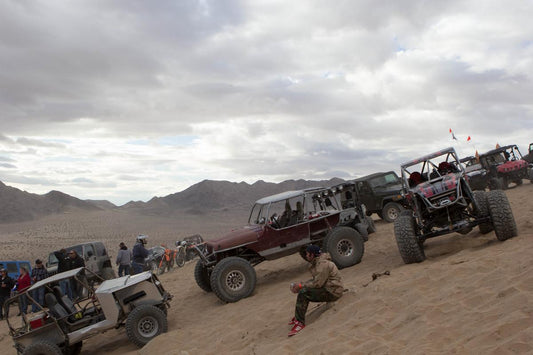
394, 215, 425, 264
354, 223, 369, 242
23, 341, 62, 355
382, 202, 403, 223
323, 227, 364, 269
194, 260, 212, 292
488, 177, 503, 190
473, 191, 493, 234
126, 305, 168, 347
486, 190, 518, 241
210, 257, 256, 303
176, 251, 186, 268
365, 216, 376, 234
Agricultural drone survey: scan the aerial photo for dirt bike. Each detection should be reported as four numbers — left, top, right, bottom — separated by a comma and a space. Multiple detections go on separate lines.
174, 241, 188, 268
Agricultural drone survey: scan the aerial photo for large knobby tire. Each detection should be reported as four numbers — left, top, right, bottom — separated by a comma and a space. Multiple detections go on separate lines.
394, 215, 425, 264
210, 257, 257, 303
365, 216, 377, 234
194, 260, 212, 292
323, 227, 364, 269
486, 190, 518, 241
473, 190, 493, 234
125, 305, 168, 348
382, 202, 403, 223
354, 223, 369, 242
23, 341, 62, 355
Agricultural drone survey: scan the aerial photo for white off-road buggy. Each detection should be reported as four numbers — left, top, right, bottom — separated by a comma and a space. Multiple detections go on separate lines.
5, 267, 172, 354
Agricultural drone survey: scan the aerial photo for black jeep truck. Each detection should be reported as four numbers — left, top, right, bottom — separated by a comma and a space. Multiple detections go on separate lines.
354, 171, 406, 223
394, 147, 518, 264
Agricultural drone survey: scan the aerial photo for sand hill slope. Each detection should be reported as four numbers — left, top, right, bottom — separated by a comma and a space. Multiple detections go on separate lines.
0, 185, 531, 354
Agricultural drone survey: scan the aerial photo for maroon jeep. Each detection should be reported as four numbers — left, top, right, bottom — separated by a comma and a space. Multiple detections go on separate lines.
193, 185, 372, 303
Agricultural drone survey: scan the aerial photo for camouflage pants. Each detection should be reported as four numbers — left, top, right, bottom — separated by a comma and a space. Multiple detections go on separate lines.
295, 288, 339, 324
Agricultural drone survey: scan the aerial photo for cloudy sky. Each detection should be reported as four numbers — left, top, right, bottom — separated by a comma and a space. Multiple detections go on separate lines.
1, 0, 532, 205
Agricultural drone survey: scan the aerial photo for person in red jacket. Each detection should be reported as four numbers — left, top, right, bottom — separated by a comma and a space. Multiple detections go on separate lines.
16, 267, 31, 315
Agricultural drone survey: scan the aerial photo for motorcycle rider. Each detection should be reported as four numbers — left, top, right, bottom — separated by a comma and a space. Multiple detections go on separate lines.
132, 235, 149, 275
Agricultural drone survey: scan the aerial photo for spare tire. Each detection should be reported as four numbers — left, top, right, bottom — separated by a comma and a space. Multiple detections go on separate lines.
323, 227, 364, 269
23, 341, 62, 355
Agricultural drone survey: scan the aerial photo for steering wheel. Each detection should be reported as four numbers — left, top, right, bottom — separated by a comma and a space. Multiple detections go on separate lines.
270, 213, 281, 229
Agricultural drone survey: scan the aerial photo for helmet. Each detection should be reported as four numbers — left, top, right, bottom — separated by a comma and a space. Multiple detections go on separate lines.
136, 234, 148, 244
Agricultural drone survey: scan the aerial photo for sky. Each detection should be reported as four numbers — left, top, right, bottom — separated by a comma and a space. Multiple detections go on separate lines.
1, 0, 533, 205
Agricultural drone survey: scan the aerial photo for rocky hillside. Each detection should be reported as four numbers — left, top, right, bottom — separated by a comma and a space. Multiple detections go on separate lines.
0, 181, 101, 223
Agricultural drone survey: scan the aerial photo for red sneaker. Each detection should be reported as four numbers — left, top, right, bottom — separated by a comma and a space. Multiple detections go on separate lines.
288, 317, 297, 325
288, 321, 305, 337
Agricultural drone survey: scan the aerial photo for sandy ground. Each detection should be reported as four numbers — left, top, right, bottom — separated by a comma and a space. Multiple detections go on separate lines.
0, 184, 532, 354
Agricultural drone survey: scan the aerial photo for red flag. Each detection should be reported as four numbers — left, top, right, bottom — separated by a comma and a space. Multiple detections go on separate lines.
467, 136, 471, 141
449, 128, 452, 133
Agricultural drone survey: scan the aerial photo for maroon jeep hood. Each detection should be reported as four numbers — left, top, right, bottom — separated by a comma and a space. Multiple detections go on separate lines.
206, 224, 263, 252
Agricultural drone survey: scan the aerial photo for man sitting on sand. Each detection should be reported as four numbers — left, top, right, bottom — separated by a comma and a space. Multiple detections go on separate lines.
288, 245, 344, 337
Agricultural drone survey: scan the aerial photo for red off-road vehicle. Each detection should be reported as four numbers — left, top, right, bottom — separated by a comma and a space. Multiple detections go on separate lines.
478, 144, 530, 189
394, 147, 518, 264
193, 184, 374, 303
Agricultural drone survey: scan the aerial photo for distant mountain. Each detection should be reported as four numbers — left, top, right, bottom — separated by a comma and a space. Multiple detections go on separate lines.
0, 181, 101, 223
0, 178, 346, 223
120, 178, 345, 215
85, 199, 117, 210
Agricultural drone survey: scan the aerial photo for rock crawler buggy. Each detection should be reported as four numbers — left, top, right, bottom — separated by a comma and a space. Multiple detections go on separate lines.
192, 185, 374, 303
395, 147, 518, 264
6, 267, 172, 354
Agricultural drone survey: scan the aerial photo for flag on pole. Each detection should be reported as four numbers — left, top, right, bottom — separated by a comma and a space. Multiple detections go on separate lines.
467, 136, 471, 141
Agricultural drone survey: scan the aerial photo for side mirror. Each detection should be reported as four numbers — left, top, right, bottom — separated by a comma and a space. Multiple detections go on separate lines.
87, 251, 94, 258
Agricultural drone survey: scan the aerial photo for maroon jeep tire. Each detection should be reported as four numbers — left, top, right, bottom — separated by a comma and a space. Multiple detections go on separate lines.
210, 257, 256, 303
194, 260, 212, 292
323, 227, 364, 269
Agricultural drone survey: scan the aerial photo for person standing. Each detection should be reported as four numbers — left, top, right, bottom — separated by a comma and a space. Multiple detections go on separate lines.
0, 269, 14, 320
132, 235, 149, 275
288, 245, 344, 337
116, 242, 132, 277
30, 259, 49, 312
54, 248, 72, 298
16, 267, 31, 315
68, 250, 85, 299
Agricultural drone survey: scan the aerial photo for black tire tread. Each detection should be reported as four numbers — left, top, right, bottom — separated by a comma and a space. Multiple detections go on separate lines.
125, 305, 167, 348
194, 260, 212, 292
210, 257, 256, 303
394, 215, 425, 264
323, 226, 364, 269
473, 190, 493, 234
486, 190, 518, 241
23, 341, 63, 355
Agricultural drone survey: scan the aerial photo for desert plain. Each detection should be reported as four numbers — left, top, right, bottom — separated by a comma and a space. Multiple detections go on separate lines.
0, 184, 532, 354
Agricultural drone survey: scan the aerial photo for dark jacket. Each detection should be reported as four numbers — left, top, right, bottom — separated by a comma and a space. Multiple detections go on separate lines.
0, 275, 14, 297
54, 251, 70, 273
69, 255, 85, 270
132, 242, 149, 264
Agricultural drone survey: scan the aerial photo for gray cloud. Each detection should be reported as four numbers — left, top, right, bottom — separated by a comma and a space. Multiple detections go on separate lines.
0, 0, 532, 203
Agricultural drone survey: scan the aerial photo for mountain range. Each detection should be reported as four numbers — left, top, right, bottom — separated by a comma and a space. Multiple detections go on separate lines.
0, 178, 344, 223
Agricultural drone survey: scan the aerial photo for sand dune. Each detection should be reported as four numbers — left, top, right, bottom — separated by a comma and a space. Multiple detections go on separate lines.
0, 184, 532, 354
